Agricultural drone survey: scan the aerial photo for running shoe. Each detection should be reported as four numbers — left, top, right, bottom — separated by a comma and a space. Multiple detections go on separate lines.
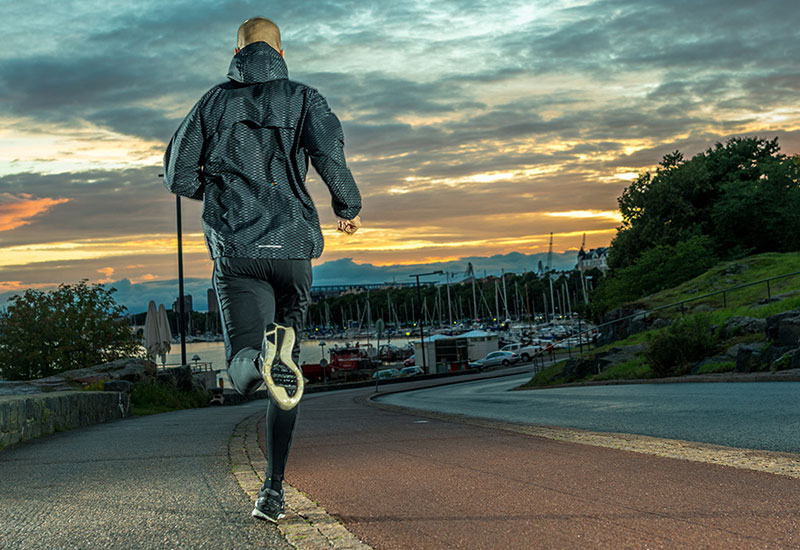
261, 323, 304, 410
252, 486, 285, 522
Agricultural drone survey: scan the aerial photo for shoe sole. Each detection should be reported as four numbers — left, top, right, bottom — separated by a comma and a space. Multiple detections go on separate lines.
251, 506, 285, 523
261, 323, 304, 411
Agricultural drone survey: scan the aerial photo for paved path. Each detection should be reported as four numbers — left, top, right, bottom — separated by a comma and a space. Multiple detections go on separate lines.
264, 376, 800, 550
378, 375, 800, 453
0, 401, 291, 550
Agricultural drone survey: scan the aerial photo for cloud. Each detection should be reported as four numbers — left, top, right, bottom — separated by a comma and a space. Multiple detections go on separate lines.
0, 192, 69, 231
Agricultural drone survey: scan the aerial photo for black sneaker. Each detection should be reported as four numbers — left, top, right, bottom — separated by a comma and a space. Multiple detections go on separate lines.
252, 487, 285, 523
261, 323, 304, 410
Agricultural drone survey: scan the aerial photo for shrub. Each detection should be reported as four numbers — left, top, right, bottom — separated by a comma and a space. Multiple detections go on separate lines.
645, 313, 719, 377
0, 280, 143, 380
131, 378, 209, 416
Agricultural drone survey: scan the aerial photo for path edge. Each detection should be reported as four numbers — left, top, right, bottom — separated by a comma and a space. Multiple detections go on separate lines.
228, 411, 373, 550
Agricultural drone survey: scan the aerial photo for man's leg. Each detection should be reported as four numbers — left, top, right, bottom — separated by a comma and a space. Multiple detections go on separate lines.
212, 258, 276, 394
264, 259, 312, 492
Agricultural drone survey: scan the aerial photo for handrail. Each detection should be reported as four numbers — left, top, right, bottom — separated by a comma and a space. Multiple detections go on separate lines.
594, 268, 800, 333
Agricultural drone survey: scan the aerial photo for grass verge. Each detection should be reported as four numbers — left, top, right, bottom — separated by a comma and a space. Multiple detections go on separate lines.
131, 379, 210, 416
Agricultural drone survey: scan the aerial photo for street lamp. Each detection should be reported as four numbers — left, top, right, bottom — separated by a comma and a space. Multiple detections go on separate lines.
319, 341, 327, 384
160, 173, 187, 366
409, 270, 443, 373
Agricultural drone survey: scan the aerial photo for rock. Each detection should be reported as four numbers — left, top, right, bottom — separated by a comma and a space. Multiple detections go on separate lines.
723, 343, 746, 359
692, 304, 714, 313
772, 350, 795, 371
763, 345, 793, 365
765, 311, 800, 342
790, 349, 800, 370
735, 344, 765, 372
722, 316, 767, 339
102, 380, 134, 393
776, 318, 800, 348
600, 307, 649, 345
561, 357, 597, 380
37, 358, 156, 386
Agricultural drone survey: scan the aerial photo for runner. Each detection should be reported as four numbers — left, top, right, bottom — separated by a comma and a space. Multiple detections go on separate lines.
163, 16, 362, 522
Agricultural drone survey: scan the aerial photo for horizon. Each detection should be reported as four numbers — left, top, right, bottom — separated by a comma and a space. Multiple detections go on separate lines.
2, 1, 798, 296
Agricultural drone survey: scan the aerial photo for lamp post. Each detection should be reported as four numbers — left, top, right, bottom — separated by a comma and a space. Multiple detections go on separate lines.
409, 270, 443, 373
160, 174, 187, 366
319, 341, 327, 384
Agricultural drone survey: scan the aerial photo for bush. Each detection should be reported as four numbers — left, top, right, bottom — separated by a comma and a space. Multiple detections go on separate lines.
131, 378, 210, 416
590, 235, 717, 319
645, 313, 719, 377
0, 280, 143, 380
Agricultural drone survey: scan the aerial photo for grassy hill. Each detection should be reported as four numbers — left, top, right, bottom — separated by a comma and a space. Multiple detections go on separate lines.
523, 251, 800, 388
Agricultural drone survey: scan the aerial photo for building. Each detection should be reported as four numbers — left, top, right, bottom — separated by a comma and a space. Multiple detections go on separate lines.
577, 247, 609, 273
207, 288, 222, 334
172, 294, 193, 335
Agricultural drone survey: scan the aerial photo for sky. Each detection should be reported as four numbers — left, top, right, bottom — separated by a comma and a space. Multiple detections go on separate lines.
1, 0, 798, 313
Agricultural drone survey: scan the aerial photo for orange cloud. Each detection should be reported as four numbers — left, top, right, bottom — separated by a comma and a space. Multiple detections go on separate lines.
0, 193, 69, 231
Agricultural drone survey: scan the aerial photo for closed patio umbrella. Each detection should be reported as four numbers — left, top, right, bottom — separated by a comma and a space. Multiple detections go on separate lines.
143, 300, 161, 361
157, 303, 172, 367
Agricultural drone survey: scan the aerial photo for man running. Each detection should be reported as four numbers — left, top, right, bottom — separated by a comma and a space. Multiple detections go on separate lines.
163, 16, 362, 522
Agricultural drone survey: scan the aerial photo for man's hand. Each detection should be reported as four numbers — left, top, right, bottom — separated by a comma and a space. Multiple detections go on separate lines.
337, 215, 361, 235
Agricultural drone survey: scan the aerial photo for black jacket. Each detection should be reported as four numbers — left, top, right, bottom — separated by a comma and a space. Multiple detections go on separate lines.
163, 42, 361, 260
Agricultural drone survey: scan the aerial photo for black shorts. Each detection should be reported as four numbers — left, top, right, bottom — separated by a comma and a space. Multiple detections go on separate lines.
212, 257, 312, 367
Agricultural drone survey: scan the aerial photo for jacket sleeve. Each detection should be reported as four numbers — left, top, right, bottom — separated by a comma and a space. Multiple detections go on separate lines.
163, 91, 212, 201
302, 89, 362, 220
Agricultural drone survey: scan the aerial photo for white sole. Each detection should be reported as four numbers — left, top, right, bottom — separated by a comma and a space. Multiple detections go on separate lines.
252, 507, 284, 523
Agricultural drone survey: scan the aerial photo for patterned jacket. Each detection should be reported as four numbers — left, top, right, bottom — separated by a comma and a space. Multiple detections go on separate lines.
163, 41, 362, 260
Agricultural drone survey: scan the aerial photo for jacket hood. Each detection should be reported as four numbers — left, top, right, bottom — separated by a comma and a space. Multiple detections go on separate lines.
227, 41, 288, 83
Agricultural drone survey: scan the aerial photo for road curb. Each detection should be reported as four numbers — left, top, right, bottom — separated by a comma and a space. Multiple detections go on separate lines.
366, 393, 800, 480
228, 411, 373, 550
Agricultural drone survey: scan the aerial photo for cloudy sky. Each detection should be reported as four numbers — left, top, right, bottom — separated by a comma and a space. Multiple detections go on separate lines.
1, 0, 798, 312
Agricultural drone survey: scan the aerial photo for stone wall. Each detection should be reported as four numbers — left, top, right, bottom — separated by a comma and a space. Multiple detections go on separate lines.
0, 391, 129, 450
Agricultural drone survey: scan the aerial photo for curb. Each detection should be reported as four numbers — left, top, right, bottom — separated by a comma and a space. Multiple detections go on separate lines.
228, 411, 373, 550
366, 391, 800, 480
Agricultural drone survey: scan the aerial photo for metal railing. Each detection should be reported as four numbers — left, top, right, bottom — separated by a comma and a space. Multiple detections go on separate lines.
534, 268, 800, 368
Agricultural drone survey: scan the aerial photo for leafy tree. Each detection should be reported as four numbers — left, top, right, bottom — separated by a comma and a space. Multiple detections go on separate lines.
0, 280, 143, 380
610, 136, 795, 271
589, 235, 717, 319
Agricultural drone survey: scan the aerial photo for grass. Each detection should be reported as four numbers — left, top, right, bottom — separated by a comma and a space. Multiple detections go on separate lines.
520, 360, 568, 388
642, 252, 800, 318
593, 358, 653, 381
131, 379, 209, 416
520, 251, 800, 388
696, 361, 736, 374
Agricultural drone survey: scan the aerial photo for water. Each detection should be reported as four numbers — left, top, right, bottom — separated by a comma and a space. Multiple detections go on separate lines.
163, 336, 412, 369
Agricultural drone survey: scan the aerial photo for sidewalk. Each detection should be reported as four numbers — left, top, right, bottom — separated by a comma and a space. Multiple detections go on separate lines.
263, 379, 800, 549
0, 401, 291, 550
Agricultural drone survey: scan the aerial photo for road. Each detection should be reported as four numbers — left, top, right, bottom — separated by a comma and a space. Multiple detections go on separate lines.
375, 375, 800, 453
262, 373, 800, 549
0, 401, 291, 550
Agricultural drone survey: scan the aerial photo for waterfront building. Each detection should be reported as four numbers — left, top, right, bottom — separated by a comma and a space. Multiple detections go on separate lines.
577, 247, 609, 273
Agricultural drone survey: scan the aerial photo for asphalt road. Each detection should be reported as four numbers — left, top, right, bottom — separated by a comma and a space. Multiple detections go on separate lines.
0, 401, 291, 550
262, 376, 800, 549
377, 374, 800, 453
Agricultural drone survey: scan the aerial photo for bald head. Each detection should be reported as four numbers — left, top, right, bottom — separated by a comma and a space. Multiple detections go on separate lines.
237, 17, 281, 52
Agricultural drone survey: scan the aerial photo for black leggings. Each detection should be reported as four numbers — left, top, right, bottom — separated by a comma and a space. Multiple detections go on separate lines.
212, 257, 312, 484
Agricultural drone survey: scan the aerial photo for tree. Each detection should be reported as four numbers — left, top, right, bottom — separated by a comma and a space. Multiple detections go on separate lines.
609, 136, 794, 271
0, 280, 144, 380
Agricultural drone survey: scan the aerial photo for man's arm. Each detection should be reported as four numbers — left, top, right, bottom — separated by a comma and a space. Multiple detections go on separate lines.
302, 88, 362, 220
163, 91, 214, 200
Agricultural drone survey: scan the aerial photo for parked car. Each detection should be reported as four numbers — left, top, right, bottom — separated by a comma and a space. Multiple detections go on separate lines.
372, 368, 401, 380
403, 354, 416, 367
399, 366, 424, 377
470, 351, 519, 371
500, 343, 542, 362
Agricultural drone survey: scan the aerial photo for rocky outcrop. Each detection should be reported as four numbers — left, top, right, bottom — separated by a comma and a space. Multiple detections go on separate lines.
561, 345, 646, 379
721, 316, 766, 339
600, 307, 651, 345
